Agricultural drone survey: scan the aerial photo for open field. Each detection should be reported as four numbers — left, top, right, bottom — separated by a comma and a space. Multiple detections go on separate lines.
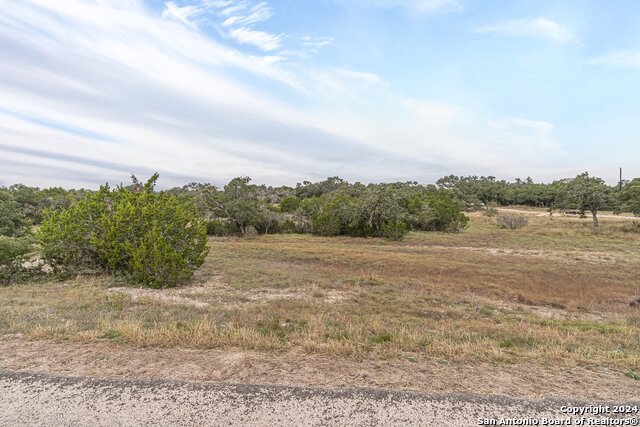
1, 212, 639, 398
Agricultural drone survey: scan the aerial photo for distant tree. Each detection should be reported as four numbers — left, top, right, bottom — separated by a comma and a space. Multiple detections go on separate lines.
8, 184, 75, 224
312, 193, 361, 236
556, 172, 612, 227
424, 192, 469, 233
206, 177, 261, 235
359, 185, 406, 237
620, 178, 640, 217
295, 176, 347, 199
279, 195, 301, 213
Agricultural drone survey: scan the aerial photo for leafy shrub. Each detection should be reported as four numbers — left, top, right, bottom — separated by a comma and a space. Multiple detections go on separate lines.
38, 174, 208, 288
496, 214, 528, 230
279, 196, 301, 213
281, 219, 298, 233
206, 219, 237, 236
130, 226, 194, 288
381, 221, 408, 241
424, 192, 469, 233
0, 191, 29, 237
312, 194, 361, 236
0, 236, 32, 285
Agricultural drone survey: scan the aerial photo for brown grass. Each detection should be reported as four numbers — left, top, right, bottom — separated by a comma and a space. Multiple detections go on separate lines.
1, 213, 639, 373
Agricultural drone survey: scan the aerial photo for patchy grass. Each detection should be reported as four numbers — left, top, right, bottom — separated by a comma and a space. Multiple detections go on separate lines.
1, 214, 639, 372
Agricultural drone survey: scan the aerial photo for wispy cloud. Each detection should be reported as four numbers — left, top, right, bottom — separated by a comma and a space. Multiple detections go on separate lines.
222, 1, 272, 27
588, 50, 640, 69
161, 0, 331, 57
475, 18, 579, 45
0, 0, 570, 188
227, 27, 283, 51
342, 0, 462, 15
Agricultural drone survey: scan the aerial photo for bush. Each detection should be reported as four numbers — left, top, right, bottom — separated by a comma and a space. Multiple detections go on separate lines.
381, 221, 408, 241
496, 214, 528, 230
311, 194, 361, 236
206, 219, 237, 236
279, 196, 301, 213
424, 192, 469, 233
0, 191, 29, 237
484, 202, 498, 217
130, 226, 193, 288
38, 175, 209, 288
620, 221, 640, 233
0, 236, 32, 285
281, 219, 298, 233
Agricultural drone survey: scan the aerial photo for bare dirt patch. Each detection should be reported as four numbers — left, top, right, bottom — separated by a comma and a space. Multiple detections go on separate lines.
107, 275, 348, 309
1, 338, 638, 401
420, 245, 627, 265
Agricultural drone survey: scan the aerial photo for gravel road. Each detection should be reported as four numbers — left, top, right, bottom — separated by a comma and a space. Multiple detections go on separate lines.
1, 370, 638, 426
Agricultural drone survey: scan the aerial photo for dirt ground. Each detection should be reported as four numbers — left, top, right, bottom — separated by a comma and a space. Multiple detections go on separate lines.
1, 337, 638, 401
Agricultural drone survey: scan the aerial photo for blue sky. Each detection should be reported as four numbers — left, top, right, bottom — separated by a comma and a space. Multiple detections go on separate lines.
1, 0, 639, 188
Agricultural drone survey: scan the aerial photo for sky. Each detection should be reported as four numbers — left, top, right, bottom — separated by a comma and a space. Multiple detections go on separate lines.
1, 0, 640, 189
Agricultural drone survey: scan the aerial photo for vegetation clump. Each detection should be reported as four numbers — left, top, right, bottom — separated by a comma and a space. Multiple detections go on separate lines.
0, 236, 33, 285
496, 214, 528, 230
38, 174, 208, 288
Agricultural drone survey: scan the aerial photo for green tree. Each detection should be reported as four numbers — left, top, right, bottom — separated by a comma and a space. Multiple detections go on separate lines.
207, 177, 261, 235
620, 178, 640, 216
557, 172, 612, 227
425, 192, 469, 233
279, 195, 301, 213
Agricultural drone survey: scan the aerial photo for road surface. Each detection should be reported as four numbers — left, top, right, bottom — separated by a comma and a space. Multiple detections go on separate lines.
2, 370, 638, 426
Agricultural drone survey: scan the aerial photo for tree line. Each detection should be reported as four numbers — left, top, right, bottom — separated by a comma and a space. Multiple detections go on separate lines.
1, 171, 640, 287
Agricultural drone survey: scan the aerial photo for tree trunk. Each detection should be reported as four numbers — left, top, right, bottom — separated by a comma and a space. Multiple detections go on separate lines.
591, 210, 599, 227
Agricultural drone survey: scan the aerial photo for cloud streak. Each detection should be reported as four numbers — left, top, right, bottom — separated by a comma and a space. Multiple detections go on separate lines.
339, 0, 462, 15
589, 50, 640, 69
475, 18, 579, 45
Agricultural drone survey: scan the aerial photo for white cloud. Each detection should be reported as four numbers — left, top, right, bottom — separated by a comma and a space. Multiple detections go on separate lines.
588, 50, 640, 69
0, 0, 570, 188
475, 18, 578, 45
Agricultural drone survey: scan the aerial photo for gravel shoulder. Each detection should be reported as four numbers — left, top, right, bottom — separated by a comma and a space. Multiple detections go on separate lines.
3, 370, 639, 427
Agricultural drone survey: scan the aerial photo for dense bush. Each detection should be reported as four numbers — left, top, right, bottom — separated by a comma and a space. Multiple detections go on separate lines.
496, 214, 528, 230
279, 196, 301, 213
38, 175, 208, 288
0, 190, 29, 237
0, 236, 32, 285
206, 219, 238, 236
620, 178, 640, 217
424, 192, 469, 233
381, 221, 409, 241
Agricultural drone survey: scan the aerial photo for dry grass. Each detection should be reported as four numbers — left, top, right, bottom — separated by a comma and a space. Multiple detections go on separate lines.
1, 213, 639, 373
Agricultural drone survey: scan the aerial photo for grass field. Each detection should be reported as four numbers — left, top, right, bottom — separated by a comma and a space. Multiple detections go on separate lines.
1, 211, 639, 375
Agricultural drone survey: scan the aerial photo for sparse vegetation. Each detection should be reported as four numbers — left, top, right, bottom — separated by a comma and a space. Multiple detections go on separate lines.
496, 214, 528, 229
1, 213, 639, 372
